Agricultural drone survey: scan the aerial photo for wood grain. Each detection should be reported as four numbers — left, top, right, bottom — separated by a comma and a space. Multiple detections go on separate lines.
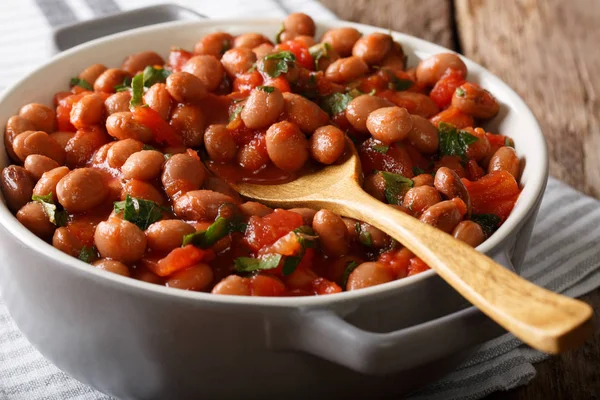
319, 0, 456, 49
318, 1, 600, 398
455, 0, 600, 197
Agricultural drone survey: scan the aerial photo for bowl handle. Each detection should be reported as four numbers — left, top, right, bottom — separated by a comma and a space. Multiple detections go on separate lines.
268, 251, 520, 375
51, 4, 206, 53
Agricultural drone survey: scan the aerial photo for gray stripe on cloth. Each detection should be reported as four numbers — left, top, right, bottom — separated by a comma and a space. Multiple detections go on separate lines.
34, 0, 78, 27
410, 353, 536, 398
83, 0, 121, 16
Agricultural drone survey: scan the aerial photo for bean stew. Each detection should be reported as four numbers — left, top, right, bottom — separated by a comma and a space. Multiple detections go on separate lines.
0, 14, 521, 296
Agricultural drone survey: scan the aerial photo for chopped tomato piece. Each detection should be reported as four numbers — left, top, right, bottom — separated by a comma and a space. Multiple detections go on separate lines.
462, 171, 521, 221
379, 247, 413, 279
56, 93, 85, 132
311, 277, 342, 295
244, 209, 304, 251
466, 159, 485, 181
168, 48, 193, 72
250, 275, 286, 296
359, 139, 414, 177
486, 133, 513, 156
277, 40, 313, 70
429, 68, 466, 109
263, 76, 291, 93
233, 70, 263, 94
133, 106, 182, 146
284, 264, 318, 289
430, 106, 474, 129
407, 257, 430, 276
151, 245, 210, 277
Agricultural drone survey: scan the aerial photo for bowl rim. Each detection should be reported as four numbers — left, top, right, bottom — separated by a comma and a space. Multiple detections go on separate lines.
0, 18, 549, 308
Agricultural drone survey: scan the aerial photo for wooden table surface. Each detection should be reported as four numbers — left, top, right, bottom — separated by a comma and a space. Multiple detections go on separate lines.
319, 0, 600, 398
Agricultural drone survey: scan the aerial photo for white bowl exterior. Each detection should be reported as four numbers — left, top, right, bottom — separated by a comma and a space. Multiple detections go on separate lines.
0, 18, 548, 398
0, 18, 548, 308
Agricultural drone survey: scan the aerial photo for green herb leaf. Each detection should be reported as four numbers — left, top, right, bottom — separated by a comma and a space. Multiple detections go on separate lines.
438, 122, 479, 160
129, 73, 144, 108
388, 76, 413, 91
355, 223, 373, 247
341, 260, 359, 289
282, 255, 303, 276
221, 38, 232, 55
381, 171, 414, 205
229, 105, 244, 122
32, 193, 67, 226
164, 153, 173, 160
142, 144, 157, 151
309, 42, 332, 70
455, 87, 466, 97
504, 137, 515, 148
32, 193, 53, 203
113, 195, 162, 230
182, 204, 247, 248
471, 213, 501, 238
261, 51, 296, 78
275, 24, 285, 44
69, 77, 93, 91
115, 76, 132, 92
359, 230, 373, 246
280, 226, 318, 276
320, 92, 353, 116
412, 166, 426, 176
371, 143, 389, 153
78, 246, 98, 264
257, 85, 275, 93
142, 66, 171, 87
234, 254, 283, 272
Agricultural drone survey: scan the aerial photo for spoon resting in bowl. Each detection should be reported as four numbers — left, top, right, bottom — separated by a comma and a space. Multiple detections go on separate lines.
228, 140, 593, 354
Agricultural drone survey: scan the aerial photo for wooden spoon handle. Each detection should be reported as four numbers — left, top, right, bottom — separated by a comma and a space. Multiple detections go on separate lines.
328, 187, 593, 354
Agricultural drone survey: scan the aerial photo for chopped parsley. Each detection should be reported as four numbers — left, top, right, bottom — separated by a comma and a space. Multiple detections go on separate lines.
142, 144, 157, 151
438, 122, 479, 160
182, 205, 247, 249
455, 87, 466, 97
261, 51, 296, 78
113, 195, 163, 230
309, 42, 333, 70
319, 91, 360, 116
371, 143, 389, 153
78, 246, 98, 264
412, 166, 426, 176
229, 105, 244, 122
142, 65, 171, 87
32, 193, 68, 227
505, 137, 515, 148
129, 73, 144, 108
281, 226, 318, 276
234, 254, 282, 272
257, 85, 275, 93
69, 77, 93, 91
388, 76, 413, 91
355, 223, 373, 247
341, 260, 359, 289
381, 171, 414, 205
114, 76, 132, 92
275, 24, 285, 44
470, 213, 501, 238
221, 38, 232, 55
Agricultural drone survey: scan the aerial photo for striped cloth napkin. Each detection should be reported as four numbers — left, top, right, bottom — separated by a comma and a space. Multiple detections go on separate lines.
0, 1, 599, 399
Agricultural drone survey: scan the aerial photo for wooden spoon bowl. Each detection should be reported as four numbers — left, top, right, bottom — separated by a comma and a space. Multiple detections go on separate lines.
230, 140, 593, 354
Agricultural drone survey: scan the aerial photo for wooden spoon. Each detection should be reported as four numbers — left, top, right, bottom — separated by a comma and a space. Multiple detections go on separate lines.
229, 141, 593, 354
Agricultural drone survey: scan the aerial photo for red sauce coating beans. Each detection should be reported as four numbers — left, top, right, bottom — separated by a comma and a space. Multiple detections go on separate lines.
1, 15, 519, 297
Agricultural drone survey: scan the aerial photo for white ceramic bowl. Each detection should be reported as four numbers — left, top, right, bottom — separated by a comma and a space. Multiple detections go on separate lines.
0, 18, 548, 399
